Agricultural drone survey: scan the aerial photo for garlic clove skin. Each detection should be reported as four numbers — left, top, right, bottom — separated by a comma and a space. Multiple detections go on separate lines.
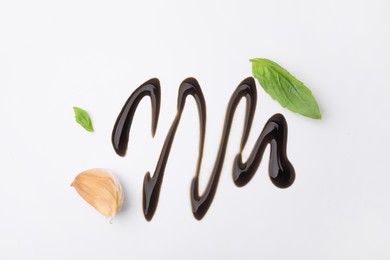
71, 168, 124, 218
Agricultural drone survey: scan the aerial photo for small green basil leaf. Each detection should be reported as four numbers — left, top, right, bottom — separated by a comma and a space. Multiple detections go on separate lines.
250, 58, 321, 119
73, 106, 94, 132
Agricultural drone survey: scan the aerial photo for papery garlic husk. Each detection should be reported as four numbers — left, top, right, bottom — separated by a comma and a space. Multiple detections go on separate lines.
71, 168, 124, 218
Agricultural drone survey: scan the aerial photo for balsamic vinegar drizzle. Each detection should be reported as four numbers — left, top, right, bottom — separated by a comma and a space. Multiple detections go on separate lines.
112, 78, 160, 156
112, 77, 295, 220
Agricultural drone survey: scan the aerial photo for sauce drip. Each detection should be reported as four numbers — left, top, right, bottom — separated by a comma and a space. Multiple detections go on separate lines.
112, 77, 295, 220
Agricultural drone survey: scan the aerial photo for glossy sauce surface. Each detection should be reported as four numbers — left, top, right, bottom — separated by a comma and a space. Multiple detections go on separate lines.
112, 77, 295, 220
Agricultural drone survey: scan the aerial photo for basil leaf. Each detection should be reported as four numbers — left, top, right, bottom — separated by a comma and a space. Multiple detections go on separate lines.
250, 58, 321, 119
73, 107, 94, 132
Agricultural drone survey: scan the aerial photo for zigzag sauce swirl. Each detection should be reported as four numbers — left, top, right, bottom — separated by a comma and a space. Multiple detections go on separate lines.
112, 77, 295, 221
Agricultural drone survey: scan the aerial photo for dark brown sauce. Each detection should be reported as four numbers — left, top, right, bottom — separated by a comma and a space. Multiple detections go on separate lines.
112, 78, 160, 157
112, 77, 295, 220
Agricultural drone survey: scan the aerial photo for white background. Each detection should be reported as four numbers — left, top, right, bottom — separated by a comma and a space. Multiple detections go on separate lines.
0, 0, 389, 259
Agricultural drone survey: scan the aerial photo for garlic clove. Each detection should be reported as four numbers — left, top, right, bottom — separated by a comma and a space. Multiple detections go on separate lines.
71, 168, 124, 218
